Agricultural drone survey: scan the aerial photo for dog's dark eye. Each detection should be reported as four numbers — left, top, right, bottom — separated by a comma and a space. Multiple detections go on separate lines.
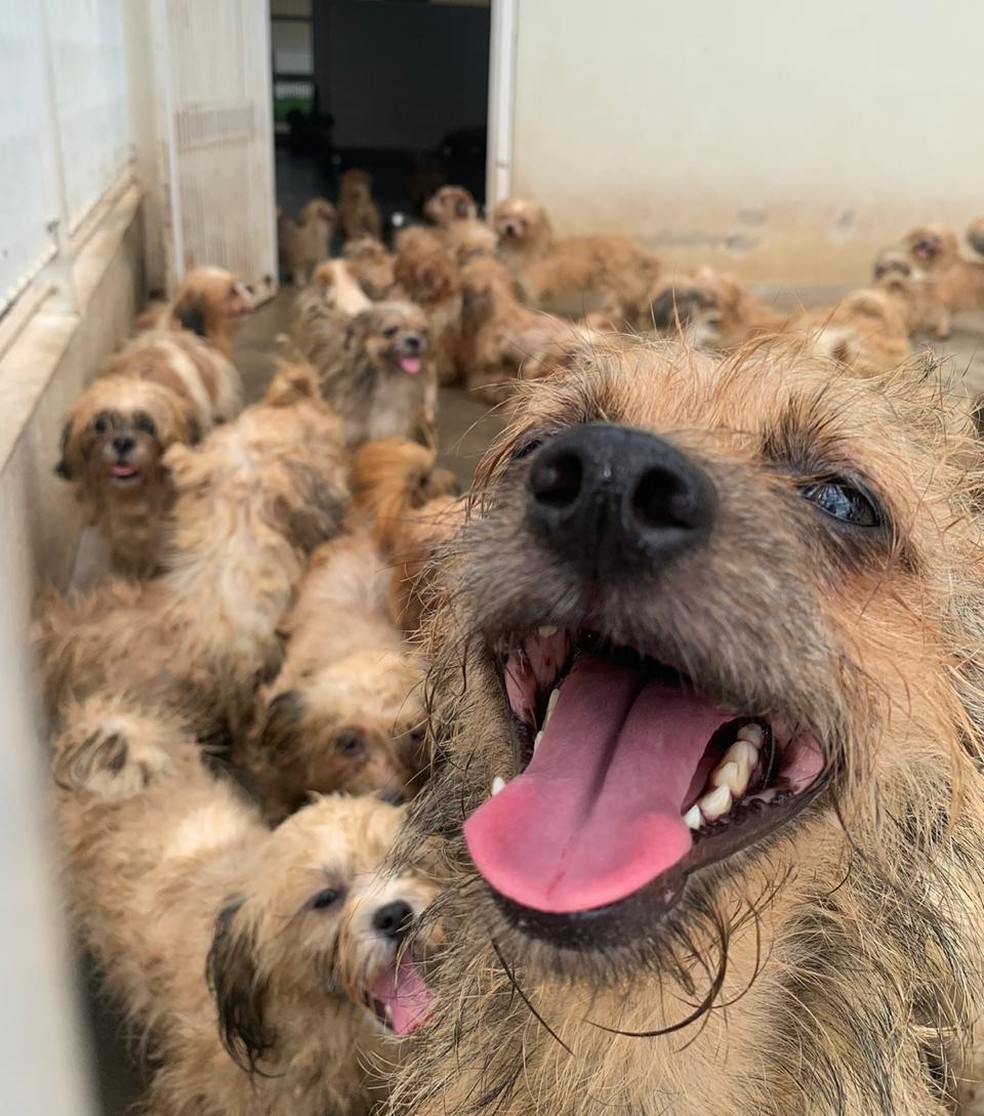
334, 732, 365, 757
310, 888, 341, 911
800, 479, 882, 527
134, 413, 157, 436
382, 325, 399, 339
408, 726, 425, 746
511, 434, 546, 461
93, 416, 108, 435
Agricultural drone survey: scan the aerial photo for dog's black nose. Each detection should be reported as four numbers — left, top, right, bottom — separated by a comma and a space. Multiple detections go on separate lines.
112, 435, 135, 456
373, 900, 414, 940
402, 333, 423, 354
526, 424, 716, 579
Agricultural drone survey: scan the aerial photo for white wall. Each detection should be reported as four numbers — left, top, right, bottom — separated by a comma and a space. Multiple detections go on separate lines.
510, 0, 984, 284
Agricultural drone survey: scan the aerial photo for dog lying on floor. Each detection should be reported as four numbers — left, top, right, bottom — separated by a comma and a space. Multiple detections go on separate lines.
53, 696, 437, 1116
387, 338, 984, 1115
493, 197, 661, 326
36, 363, 349, 745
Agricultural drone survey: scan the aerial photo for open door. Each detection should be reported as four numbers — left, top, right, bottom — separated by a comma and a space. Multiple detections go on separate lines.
152, 0, 278, 297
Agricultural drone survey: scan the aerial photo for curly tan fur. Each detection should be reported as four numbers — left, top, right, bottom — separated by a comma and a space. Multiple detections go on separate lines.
388, 339, 984, 1116
53, 697, 437, 1115
35, 363, 349, 744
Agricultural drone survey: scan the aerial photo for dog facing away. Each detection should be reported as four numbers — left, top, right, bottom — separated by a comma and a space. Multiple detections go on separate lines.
279, 197, 337, 286
53, 697, 437, 1116
338, 169, 383, 243
493, 197, 661, 325
57, 326, 244, 577
36, 363, 349, 744
387, 339, 984, 1115
304, 301, 438, 449
343, 235, 397, 301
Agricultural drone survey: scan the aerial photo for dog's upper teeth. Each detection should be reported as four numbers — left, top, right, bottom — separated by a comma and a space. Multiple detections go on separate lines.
736, 722, 765, 747
710, 740, 757, 796
698, 784, 733, 821
491, 776, 506, 797
533, 730, 543, 755
537, 625, 559, 637
682, 804, 703, 831
544, 688, 560, 725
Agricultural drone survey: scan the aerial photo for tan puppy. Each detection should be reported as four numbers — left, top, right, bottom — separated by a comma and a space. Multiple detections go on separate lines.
343, 235, 397, 301
872, 248, 946, 336
279, 197, 337, 286
53, 698, 437, 1116
388, 339, 984, 1115
36, 363, 349, 743
394, 231, 462, 385
304, 301, 437, 449
799, 287, 912, 376
307, 259, 373, 316
493, 197, 661, 325
424, 184, 478, 227
422, 185, 496, 265
138, 266, 255, 357
902, 224, 961, 338
649, 268, 787, 348
338, 169, 383, 242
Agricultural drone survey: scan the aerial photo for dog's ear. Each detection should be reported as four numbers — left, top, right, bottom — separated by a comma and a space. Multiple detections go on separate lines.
258, 690, 304, 758
206, 896, 276, 1076
54, 419, 74, 480
172, 290, 208, 339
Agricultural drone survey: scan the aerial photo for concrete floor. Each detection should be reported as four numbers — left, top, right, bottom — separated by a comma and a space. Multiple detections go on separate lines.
81, 289, 984, 1114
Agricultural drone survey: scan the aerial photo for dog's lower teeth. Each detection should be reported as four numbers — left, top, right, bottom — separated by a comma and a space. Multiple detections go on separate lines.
683, 804, 703, 830
544, 688, 560, 725
491, 776, 506, 797
698, 784, 733, 821
533, 730, 543, 754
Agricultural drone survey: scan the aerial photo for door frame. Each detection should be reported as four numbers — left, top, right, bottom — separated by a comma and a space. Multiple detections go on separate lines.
485, 0, 517, 212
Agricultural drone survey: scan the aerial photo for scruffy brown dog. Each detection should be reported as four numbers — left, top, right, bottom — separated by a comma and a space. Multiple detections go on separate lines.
307, 301, 438, 449
388, 339, 984, 1115
338, 169, 383, 242
493, 197, 661, 325
800, 287, 912, 376
343, 235, 397, 301
57, 326, 243, 576
279, 197, 337, 286
872, 248, 945, 336
649, 268, 787, 348
54, 697, 437, 1116
36, 363, 349, 744
424, 185, 478, 227
394, 230, 462, 385
902, 224, 962, 339
138, 266, 255, 357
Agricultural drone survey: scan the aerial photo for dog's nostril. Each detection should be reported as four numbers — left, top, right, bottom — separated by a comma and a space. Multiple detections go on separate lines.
112, 435, 135, 455
373, 900, 414, 940
632, 467, 700, 531
530, 452, 583, 510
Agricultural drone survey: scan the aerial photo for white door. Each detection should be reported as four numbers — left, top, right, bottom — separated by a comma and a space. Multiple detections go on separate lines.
152, 0, 277, 297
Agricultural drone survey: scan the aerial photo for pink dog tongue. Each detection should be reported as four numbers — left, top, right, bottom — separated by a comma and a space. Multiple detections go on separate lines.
370, 957, 434, 1036
399, 356, 422, 374
465, 658, 731, 913
110, 464, 137, 478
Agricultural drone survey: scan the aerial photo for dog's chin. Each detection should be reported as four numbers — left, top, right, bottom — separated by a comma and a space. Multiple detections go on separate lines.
462, 627, 829, 956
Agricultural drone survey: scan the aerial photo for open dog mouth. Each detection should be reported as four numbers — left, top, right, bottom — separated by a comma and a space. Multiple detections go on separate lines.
913, 240, 938, 261
364, 955, 434, 1036
108, 462, 140, 483
464, 628, 826, 940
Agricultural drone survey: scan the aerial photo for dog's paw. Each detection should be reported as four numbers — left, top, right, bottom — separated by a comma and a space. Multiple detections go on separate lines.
53, 706, 176, 799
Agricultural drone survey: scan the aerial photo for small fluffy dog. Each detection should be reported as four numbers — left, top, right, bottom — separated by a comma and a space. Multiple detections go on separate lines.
493, 197, 661, 325
57, 327, 243, 576
902, 224, 966, 338
308, 301, 437, 449
278, 197, 337, 286
138, 266, 255, 357
37, 363, 349, 743
457, 256, 597, 403
648, 268, 786, 349
338, 169, 383, 242
54, 697, 437, 1116
422, 185, 496, 264
389, 339, 984, 1114
309, 259, 374, 316
800, 287, 912, 376
343, 235, 397, 301
424, 185, 478, 227
872, 247, 946, 336
394, 229, 462, 385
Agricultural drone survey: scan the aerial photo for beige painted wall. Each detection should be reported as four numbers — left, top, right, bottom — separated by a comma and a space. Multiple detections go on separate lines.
510, 0, 984, 284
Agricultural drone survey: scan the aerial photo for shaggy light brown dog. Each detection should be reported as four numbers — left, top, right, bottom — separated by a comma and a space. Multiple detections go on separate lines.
37, 363, 349, 744
57, 326, 244, 576
457, 256, 600, 403
343, 235, 397, 301
424, 185, 478, 227
302, 301, 438, 448
306, 259, 373, 316
138, 266, 255, 357
388, 339, 984, 1115
338, 169, 383, 242
872, 248, 946, 336
394, 230, 462, 385
54, 697, 437, 1116
648, 267, 787, 348
902, 224, 964, 339
493, 197, 661, 325
279, 197, 337, 286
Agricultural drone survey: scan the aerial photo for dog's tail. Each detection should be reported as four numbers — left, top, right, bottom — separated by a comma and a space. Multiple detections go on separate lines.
351, 438, 460, 554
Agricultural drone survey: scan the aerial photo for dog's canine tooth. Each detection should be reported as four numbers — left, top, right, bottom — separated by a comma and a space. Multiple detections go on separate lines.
710, 740, 757, 796
538, 625, 559, 637
533, 730, 544, 755
491, 776, 506, 797
736, 722, 764, 747
698, 784, 732, 821
544, 688, 561, 725
682, 804, 703, 831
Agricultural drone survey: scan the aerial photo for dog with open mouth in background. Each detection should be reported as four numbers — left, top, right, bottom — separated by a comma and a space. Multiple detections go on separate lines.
493, 197, 661, 326
302, 301, 438, 449
278, 197, 337, 287
56, 314, 245, 577
53, 696, 438, 1116
37, 362, 349, 746
338, 169, 383, 243
387, 338, 984, 1115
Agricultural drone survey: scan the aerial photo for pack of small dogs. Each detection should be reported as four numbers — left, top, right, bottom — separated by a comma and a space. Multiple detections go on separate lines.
34, 183, 984, 1115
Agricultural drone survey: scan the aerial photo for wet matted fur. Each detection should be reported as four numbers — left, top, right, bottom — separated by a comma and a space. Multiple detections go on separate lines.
388, 339, 984, 1115
36, 363, 349, 744
53, 696, 438, 1116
